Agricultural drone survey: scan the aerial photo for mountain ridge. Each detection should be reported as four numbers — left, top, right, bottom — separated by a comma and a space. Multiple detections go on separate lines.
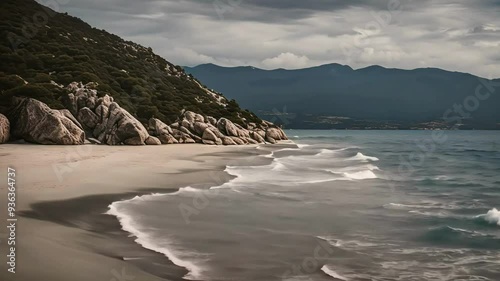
189, 63, 495, 79
184, 63, 500, 129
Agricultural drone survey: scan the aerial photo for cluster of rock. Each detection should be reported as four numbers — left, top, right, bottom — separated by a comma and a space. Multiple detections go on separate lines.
7, 97, 85, 145
0, 82, 288, 145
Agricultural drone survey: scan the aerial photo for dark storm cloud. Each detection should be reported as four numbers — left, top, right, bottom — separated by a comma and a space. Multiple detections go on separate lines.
45, 0, 500, 77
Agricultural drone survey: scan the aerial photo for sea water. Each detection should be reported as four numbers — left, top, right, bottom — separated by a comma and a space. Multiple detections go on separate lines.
108, 130, 500, 281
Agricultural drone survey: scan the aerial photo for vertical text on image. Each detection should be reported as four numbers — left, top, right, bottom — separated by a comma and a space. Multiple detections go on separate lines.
7, 167, 17, 274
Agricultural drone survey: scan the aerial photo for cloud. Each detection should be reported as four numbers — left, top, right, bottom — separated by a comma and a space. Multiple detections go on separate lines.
49, 0, 500, 77
261, 52, 311, 69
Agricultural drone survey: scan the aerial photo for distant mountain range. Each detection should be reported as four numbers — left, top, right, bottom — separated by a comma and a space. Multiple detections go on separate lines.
185, 64, 500, 129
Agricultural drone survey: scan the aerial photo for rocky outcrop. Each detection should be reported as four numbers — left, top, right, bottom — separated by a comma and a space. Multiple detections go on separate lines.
8, 97, 85, 145
265, 127, 288, 144
2, 81, 287, 146
148, 118, 178, 144
77, 107, 99, 131
64, 82, 151, 145
0, 114, 10, 143
93, 102, 149, 145
159, 110, 289, 146
250, 131, 265, 143
202, 128, 222, 145
217, 118, 239, 137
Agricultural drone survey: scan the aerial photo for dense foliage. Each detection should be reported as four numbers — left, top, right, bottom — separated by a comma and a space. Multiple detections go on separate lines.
0, 0, 260, 125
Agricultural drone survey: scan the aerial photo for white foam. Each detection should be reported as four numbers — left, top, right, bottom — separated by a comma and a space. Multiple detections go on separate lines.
321, 265, 348, 280
348, 152, 379, 162
326, 164, 380, 174
476, 208, 500, 226
383, 201, 446, 210
106, 203, 204, 280
343, 170, 378, 180
409, 210, 458, 219
272, 162, 288, 171
317, 236, 378, 249
315, 148, 342, 156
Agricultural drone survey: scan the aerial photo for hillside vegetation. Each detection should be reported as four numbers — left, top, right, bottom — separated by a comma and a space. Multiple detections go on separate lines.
0, 0, 260, 125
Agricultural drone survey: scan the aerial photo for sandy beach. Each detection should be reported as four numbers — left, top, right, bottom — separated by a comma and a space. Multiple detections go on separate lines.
0, 143, 289, 281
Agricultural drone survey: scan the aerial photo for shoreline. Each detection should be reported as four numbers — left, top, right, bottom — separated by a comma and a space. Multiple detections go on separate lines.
0, 143, 295, 281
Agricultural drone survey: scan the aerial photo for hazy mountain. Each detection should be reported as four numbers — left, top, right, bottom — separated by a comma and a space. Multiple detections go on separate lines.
185, 63, 500, 129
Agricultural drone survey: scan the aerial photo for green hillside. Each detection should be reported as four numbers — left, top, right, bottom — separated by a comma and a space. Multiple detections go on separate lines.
0, 0, 260, 125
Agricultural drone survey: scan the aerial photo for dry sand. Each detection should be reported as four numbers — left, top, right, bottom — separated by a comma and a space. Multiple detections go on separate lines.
0, 143, 288, 281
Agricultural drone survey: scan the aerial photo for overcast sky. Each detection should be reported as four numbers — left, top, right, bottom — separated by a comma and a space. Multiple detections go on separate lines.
55, 0, 500, 78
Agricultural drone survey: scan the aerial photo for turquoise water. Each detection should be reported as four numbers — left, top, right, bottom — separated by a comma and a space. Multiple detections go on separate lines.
109, 130, 500, 281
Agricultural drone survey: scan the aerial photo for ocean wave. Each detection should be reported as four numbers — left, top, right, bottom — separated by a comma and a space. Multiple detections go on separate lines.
409, 210, 458, 219
422, 226, 500, 250
106, 203, 204, 280
321, 265, 348, 280
326, 164, 380, 174
272, 162, 288, 171
384, 202, 445, 210
347, 152, 379, 162
343, 170, 378, 180
317, 236, 380, 249
315, 147, 358, 156
475, 208, 500, 226
384, 200, 486, 211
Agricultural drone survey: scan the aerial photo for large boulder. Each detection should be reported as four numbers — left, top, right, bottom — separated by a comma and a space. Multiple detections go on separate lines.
202, 128, 222, 145
230, 136, 246, 145
149, 118, 173, 135
63, 82, 100, 116
222, 136, 237, 145
179, 126, 202, 143
245, 137, 259, 144
9, 98, 85, 145
265, 127, 287, 143
207, 125, 225, 138
207, 116, 217, 126
193, 121, 210, 136
95, 102, 149, 145
145, 136, 162, 145
217, 118, 239, 137
234, 124, 250, 138
77, 107, 99, 131
183, 111, 204, 123
277, 127, 288, 140
161, 133, 179, 144
171, 129, 192, 144
58, 109, 83, 129
250, 131, 265, 143
0, 114, 10, 143
181, 119, 194, 132
148, 118, 177, 144
96, 94, 113, 107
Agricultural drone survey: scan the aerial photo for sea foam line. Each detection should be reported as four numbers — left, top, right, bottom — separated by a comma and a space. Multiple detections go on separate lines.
106, 202, 204, 280
321, 265, 348, 280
